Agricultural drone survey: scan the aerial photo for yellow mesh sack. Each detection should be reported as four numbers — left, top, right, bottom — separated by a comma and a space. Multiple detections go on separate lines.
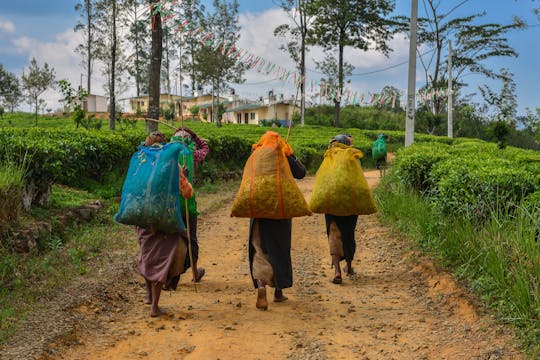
231, 131, 311, 219
309, 143, 377, 216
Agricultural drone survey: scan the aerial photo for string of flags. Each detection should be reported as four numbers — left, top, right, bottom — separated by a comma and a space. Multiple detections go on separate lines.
150, 1, 453, 109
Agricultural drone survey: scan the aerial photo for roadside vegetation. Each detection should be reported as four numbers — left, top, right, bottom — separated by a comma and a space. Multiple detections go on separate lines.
374, 142, 540, 356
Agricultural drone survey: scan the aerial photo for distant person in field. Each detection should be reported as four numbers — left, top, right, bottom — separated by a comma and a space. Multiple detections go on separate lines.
163, 126, 210, 290
249, 148, 307, 311
136, 131, 194, 317
372, 133, 388, 176
325, 134, 359, 284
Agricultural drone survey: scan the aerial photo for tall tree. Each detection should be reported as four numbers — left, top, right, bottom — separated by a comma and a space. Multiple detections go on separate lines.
479, 68, 517, 124
307, 0, 395, 127
74, 0, 97, 93
125, 0, 150, 98
177, 0, 205, 94
21, 58, 55, 126
274, 0, 312, 126
315, 50, 353, 105
147, 0, 162, 133
0, 64, 22, 112
162, 25, 179, 99
479, 69, 517, 149
414, 0, 524, 114
95, 0, 127, 130
376, 85, 402, 112
194, 0, 244, 127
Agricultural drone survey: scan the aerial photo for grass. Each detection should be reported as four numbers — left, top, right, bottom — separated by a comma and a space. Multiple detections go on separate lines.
374, 172, 540, 356
0, 150, 28, 233
49, 185, 99, 208
0, 212, 136, 344
0, 112, 76, 129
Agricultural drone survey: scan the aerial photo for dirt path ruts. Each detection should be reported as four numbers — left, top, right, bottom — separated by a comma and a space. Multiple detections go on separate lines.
40, 171, 523, 359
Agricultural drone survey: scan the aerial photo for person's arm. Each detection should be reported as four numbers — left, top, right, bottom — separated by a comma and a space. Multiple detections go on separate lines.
179, 166, 194, 199
287, 155, 306, 179
182, 127, 210, 164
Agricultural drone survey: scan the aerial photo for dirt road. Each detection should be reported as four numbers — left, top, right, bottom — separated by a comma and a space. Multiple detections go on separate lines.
40, 171, 522, 360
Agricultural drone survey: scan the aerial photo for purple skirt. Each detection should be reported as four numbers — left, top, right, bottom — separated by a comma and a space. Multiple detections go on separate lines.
136, 226, 179, 283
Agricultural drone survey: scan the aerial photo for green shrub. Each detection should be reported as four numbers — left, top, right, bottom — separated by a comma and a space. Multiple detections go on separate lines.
0, 154, 27, 233
392, 141, 540, 218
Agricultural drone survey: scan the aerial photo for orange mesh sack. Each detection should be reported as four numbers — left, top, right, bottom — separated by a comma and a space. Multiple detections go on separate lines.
231, 131, 311, 219
309, 143, 377, 216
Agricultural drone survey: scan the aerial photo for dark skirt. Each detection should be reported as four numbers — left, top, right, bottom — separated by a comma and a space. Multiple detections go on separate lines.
136, 226, 180, 283
324, 214, 358, 262
248, 218, 293, 290
182, 214, 199, 272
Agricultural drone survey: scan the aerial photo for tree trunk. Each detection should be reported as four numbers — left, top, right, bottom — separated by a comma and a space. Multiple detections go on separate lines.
35, 98, 38, 127
299, 0, 306, 126
109, 0, 116, 131
216, 80, 222, 128
86, 0, 92, 94
134, 4, 140, 97
165, 29, 171, 115
334, 42, 344, 128
147, 0, 162, 133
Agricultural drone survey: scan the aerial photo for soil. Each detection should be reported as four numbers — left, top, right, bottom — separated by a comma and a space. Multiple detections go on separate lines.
1, 169, 524, 360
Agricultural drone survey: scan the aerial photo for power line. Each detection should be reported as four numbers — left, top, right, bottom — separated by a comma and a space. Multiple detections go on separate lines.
231, 78, 283, 86
305, 46, 437, 77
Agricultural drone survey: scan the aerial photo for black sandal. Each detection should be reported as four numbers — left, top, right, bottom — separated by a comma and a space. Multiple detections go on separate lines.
332, 275, 342, 284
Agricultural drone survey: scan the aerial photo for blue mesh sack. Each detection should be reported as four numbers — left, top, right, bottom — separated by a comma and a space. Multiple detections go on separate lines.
114, 142, 190, 234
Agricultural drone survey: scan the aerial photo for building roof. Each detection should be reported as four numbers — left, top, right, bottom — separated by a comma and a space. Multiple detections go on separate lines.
226, 103, 264, 112
199, 100, 232, 109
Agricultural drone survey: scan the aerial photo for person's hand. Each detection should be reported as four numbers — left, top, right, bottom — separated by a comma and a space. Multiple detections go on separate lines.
182, 165, 190, 178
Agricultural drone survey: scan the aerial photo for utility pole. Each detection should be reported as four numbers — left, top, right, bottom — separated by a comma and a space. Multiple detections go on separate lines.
405, 0, 418, 147
447, 40, 453, 138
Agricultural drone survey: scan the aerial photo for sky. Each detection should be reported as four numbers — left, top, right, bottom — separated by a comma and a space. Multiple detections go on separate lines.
0, 0, 539, 115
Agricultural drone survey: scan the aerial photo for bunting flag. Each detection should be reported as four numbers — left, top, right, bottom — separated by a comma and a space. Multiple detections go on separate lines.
152, 9, 451, 110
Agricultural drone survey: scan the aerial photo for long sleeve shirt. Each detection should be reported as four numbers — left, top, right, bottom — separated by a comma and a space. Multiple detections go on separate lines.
192, 134, 210, 167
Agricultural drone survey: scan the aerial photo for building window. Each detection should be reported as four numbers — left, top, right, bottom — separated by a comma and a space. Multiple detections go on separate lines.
141, 101, 145, 106
237, 113, 241, 124
244, 113, 249, 124
250, 112, 255, 120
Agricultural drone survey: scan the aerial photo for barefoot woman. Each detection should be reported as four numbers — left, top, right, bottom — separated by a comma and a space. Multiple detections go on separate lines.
136, 132, 194, 316
249, 154, 306, 310
325, 134, 359, 284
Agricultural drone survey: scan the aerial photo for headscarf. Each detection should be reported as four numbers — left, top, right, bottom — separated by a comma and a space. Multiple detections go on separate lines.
145, 131, 167, 146
172, 129, 193, 144
330, 134, 352, 146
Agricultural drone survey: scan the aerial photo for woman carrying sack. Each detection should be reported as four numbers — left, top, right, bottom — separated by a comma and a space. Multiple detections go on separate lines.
134, 132, 194, 317
309, 134, 377, 285
231, 131, 310, 310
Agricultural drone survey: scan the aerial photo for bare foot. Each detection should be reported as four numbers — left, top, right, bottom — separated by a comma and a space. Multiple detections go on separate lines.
193, 268, 205, 283
273, 289, 288, 303
256, 287, 268, 310
150, 306, 164, 317
144, 295, 152, 305
344, 264, 355, 276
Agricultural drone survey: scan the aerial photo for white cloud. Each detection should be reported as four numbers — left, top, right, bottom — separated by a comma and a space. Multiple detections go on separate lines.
0, 19, 15, 35
11, 29, 109, 112
234, 9, 412, 101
